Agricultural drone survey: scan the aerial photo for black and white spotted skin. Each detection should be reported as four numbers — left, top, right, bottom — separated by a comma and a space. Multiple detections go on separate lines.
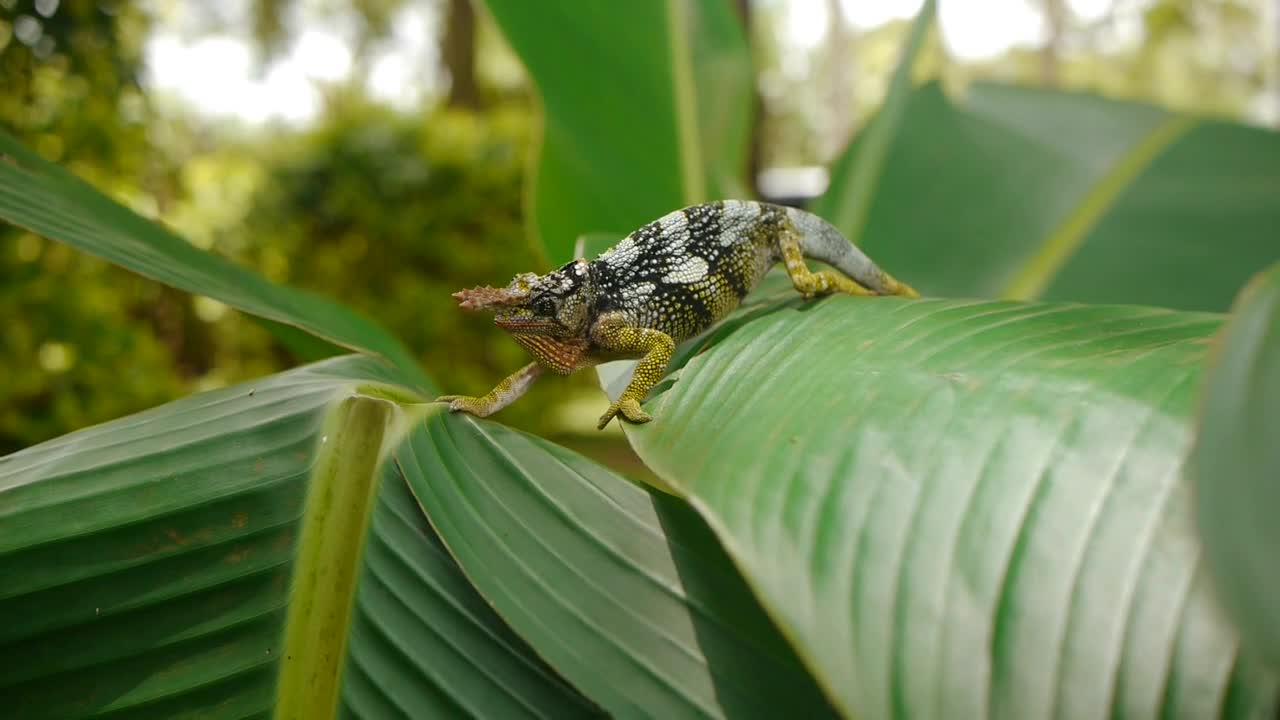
589, 199, 784, 342
439, 199, 917, 429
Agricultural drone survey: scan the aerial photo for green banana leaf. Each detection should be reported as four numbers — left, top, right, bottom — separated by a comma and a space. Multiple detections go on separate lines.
1192, 261, 1280, 672
0, 357, 582, 718
1, 354, 836, 717
610, 288, 1276, 718
817, 82, 1280, 312
481, 0, 752, 264
0, 130, 425, 386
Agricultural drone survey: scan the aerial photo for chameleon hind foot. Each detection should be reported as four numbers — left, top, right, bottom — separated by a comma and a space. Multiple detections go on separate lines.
879, 272, 921, 298
793, 269, 876, 299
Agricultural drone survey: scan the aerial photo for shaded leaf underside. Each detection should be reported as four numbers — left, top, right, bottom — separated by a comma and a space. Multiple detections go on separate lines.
401, 412, 837, 718
342, 464, 597, 719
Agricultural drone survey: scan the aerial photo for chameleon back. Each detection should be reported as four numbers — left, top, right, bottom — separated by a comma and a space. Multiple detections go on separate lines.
588, 200, 783, 343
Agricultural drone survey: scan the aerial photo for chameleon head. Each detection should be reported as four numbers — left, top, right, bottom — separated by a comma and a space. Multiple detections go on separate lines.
452, 259, 595, 340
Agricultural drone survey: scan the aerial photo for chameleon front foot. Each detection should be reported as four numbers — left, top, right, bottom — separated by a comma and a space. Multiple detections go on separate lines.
435, 362, 544, 420
435, 394, 497, 417
597, 397, 651, 430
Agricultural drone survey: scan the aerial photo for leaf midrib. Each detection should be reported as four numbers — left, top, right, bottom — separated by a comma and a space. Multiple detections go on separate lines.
999, 115, 1199, 300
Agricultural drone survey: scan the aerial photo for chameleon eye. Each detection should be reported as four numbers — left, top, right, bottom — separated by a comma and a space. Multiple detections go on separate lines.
532, 297, 556, 316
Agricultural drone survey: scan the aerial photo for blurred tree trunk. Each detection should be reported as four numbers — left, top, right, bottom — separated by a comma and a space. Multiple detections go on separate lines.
733, 0, 764, 197
1041, 0, 1064, 87
824, 0, 855, 160
443, 0, 480, 109
1274, 0, 1280, 127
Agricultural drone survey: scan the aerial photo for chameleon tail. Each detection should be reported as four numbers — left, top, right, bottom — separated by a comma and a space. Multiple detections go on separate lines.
783, 207, 919, 298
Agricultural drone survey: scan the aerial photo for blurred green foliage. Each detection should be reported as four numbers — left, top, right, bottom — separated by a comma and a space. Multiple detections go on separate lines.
0, 239, 189, 451
0, 1, 589, 452
0, 88, 596, 451
0, 0, 151, 172
0, 0, 187, 452
224, 97, 591, 434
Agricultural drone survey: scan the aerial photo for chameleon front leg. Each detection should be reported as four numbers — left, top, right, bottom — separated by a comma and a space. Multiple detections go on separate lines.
591, 314, 675, 429
436, 361, 544, 418
777, 228, 877, 299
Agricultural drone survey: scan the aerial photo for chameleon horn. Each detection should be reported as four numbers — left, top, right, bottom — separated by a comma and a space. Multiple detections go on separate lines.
452, 286, 524, 311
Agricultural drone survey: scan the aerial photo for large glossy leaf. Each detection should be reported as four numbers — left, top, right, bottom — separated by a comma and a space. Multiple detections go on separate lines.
400, 410, 837, 718
818, 82, 1280, 312
481, 0, 752, 263
1192, 261, 1280, 672
0, 356, 593, 718
612, 290, 1276, 718
0, 132, 426, 385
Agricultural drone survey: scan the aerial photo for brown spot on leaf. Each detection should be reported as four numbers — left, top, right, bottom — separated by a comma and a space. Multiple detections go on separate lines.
231, 512, 248, 529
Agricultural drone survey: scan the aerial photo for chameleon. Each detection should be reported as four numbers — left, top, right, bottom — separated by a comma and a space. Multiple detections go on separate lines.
438, 199, 918, 429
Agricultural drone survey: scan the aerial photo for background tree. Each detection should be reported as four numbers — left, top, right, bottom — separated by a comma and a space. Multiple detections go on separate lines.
0, 0, 193, 452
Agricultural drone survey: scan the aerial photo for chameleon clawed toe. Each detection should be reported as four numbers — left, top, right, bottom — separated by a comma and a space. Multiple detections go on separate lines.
598, 398, 651, 430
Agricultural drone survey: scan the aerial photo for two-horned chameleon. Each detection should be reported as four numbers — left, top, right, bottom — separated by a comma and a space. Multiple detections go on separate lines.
439, 200, 918, 429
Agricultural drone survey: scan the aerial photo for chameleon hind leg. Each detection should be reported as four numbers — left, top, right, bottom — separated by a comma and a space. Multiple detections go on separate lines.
591, 313, 675, 429
777, 229, 877, 299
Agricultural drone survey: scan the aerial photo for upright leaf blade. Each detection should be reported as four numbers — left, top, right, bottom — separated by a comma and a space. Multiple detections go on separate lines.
810, 0, 936, 246
687, 0, 754, 200
617, 294, 1275, 718
1192, 262, 1280, 672
819, 83, 1280, 311
482, 0, 752, 263
0, 131, 426, 385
